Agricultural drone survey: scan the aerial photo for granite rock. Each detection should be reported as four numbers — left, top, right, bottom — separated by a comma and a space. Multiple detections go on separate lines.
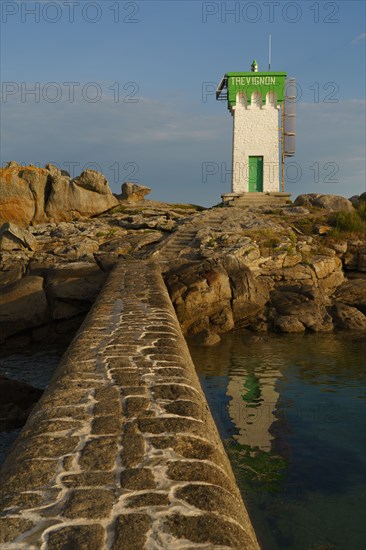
121, 182, 151, 202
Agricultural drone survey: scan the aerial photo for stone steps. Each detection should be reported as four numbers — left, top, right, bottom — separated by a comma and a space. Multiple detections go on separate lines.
153, 228, 199, 260
151, 211, 234, 264
222, 192, 292, 208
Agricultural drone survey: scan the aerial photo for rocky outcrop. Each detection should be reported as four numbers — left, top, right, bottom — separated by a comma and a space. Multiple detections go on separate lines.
0, 265, 24, 287
73, 170, 111, 195
0, 376, 43, 430
331, 303, 366, 330
0, 164, 119, 226
343, 242, 366, 272
0, 276, 50, 343
120, 182, 151, 203
0, 223, 36, 251
270, 287, 333, 332
44, 263, 107, 320
167, 259, 233, 334
119, 214, 176, 232
0, 196, 365, 343
160, 202, 356, 335
294, 193, 354, 212
223, 255, 269, 324
349, 192, 366, 207
44, 174, 118, 222
0, 164, 44, 226
0, 201, 174, 346
0, 261, 108, 345
333, 279, 366, 314
166, 252, 346, 335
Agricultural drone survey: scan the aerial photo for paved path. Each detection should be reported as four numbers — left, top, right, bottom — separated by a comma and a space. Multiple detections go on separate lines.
151, 209, 233, 265
0, 260, 259, 549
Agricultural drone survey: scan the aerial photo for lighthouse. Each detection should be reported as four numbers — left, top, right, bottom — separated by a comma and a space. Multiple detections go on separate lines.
216, 60, 294, 205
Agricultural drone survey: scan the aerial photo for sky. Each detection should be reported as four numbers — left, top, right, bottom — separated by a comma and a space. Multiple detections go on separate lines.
0, 0, 365, 206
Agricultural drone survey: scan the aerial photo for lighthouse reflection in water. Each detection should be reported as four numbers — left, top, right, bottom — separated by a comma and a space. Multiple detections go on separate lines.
227, 364, 280, 452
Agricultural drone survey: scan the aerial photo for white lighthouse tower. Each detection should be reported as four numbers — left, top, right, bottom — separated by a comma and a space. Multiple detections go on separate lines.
216, 60, 295, 205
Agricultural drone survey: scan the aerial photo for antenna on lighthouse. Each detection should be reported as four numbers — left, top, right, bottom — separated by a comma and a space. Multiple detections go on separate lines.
268, 34, 272, 71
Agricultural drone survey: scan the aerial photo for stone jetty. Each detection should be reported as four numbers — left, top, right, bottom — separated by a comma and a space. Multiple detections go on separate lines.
0, 260, 259, 549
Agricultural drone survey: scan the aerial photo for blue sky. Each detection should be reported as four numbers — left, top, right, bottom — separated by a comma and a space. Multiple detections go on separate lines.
1, 0, 365, 206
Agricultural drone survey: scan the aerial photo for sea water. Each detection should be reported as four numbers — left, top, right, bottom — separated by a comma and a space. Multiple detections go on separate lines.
189, 332, 366, 550
0, 351, 62, 464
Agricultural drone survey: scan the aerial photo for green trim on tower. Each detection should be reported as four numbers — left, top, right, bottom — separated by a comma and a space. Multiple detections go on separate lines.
226, 71, 286, 109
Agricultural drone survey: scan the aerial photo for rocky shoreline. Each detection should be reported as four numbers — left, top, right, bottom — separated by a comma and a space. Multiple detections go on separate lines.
1, 163, 366, 353
0, 161, 365, 438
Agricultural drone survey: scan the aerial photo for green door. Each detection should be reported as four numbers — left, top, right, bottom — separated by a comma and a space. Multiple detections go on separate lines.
248, 156, 263, 192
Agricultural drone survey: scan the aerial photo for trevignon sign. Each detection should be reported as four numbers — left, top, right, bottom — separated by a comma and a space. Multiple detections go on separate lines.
226, 71, 287, 107
230, 76, 277, 86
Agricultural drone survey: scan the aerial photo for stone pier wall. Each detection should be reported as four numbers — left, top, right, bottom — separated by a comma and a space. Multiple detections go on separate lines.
0, 260, 259, 549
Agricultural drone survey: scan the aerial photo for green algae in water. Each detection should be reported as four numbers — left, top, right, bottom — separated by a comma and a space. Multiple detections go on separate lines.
225, 441, 287, 494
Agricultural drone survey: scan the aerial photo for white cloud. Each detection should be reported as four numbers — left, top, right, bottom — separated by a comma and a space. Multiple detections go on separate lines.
352, 33, 366, 43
